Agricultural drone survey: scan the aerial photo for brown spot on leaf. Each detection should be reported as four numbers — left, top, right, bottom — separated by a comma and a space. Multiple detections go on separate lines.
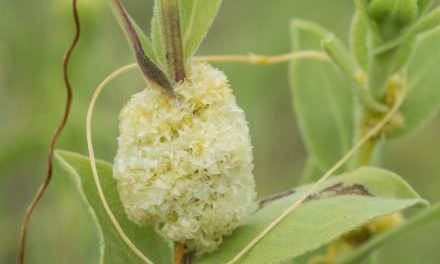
258, 189, 296, 209
306, 183, 372, 202
254, 183, 372, 213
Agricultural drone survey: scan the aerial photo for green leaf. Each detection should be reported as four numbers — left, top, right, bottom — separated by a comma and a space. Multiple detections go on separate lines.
375, 7, 440, 54
366, 40, 416, 100
289, 246, 327, 264
155, 0, 186, 82
388, 26, 440, 138
195, 167, 426, 264
340, 202, 440, 264
151, 0, 222, 71
417, 0, 433, 17
151, 4, 167, 72
289, 19, 354, 172
108, 0, 174, 94
107, 0, 156, 63
179, 0, 222, 61
354, 0, 383, 41
390, 38, 416, 73
368, 0, 418, 38
54, 151, 173, 264
321, 34, 388, 112
321, 34, 356, 78
350, 13, 369, 71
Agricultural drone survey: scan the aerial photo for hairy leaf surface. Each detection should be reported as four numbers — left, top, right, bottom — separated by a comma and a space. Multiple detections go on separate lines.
196, 167, 426, 263
289, 19, 354, 172
179, 0, 222, 60
55, 151, 173, 264
108, 0, 157, 63
341, 202, 440, 263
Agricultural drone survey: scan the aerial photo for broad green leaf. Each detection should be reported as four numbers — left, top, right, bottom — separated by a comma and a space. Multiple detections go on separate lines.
54, 151, 173, 264
360, 252, 380, 264
289, 246, 327, 264
289, 19, 354, 172
196, 167, 426, 264
107, 0, 156, 62
340, 202, 440, 264
388, 26, 440, 138
179, 0, 222, 60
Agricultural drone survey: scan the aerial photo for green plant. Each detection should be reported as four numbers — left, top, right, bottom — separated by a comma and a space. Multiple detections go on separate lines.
21, 0, 440, 263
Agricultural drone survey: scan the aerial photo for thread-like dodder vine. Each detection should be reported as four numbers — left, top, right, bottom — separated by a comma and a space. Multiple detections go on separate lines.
18, 0, 80, 263
194, 51, 329, 64
86, 64, 153, 264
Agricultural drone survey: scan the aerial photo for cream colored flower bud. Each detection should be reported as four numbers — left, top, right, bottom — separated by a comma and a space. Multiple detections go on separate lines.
113, 62, 256, 254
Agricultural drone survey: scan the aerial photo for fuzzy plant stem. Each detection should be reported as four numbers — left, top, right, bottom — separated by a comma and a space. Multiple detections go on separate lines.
18, 0, 80, 263
174, 242, 185, 264
174, 242, 193, 264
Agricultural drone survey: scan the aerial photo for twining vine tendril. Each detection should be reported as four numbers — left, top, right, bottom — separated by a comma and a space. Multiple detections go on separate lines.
19, 0, 80, 263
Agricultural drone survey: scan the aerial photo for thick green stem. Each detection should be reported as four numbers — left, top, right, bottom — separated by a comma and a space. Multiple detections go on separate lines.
367, 48, 397, 101
352, 102, 385, 169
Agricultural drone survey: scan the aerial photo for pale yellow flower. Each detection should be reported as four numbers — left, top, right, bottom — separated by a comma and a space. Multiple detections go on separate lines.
114, 62, 256, 253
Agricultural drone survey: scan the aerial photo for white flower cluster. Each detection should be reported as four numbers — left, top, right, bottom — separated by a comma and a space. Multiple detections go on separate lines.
113, 62, 256, 253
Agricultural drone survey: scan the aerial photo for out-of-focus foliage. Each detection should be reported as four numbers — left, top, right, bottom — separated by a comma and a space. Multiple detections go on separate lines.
389, 26, 440, 138
0, 0, 439, 263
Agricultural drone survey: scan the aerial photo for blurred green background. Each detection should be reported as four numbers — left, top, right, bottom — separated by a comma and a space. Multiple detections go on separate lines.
1, 0, 439, 263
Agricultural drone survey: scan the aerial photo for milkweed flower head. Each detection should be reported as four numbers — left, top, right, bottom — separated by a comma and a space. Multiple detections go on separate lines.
113, 62, 256, 253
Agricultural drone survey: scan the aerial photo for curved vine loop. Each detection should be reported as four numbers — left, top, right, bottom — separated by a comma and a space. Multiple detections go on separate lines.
19, 0, 80, 263
83, 50, 329, 264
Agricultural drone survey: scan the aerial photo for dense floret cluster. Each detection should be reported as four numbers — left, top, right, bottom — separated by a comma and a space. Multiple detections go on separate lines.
114, 62, 256, 253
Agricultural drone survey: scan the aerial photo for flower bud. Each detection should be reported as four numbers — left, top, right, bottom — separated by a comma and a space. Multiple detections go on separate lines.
113, 62, 256, 254
367, 0, 419, 39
